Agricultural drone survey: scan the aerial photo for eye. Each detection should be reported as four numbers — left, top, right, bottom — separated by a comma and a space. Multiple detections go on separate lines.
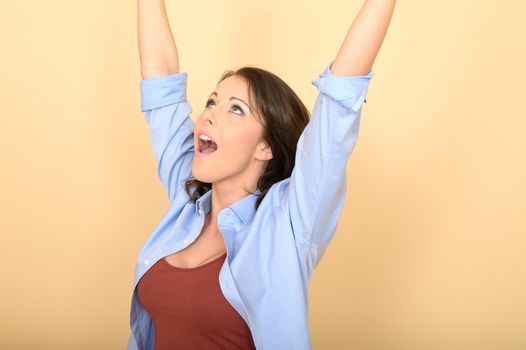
205, 98, 245, 116
231, 104, 245, 115
205, 98, 215, 108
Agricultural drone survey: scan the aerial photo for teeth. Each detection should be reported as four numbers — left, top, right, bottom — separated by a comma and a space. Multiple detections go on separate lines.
199, 134, 212, 142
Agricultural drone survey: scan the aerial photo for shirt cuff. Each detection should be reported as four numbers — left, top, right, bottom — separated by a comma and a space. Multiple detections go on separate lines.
140, 72, 189, 112
311, 61, 374, 112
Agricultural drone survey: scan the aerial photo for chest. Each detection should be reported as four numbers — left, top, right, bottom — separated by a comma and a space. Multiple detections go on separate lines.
163, 212, 227, 269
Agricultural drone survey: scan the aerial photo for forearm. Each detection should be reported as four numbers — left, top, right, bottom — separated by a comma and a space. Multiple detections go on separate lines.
331, 0, 396, 76
137, 0, 179, 79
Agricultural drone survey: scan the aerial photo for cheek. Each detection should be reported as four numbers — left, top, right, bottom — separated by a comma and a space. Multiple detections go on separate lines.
222, 130, 257, 155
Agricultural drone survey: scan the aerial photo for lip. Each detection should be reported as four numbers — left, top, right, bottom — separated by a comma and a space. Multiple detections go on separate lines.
195, 130, 218, 158
197, 130, 216, 144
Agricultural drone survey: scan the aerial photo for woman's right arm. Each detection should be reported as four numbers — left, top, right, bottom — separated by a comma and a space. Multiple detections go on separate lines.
138, 0, 179, 78
136, 0, 195, 203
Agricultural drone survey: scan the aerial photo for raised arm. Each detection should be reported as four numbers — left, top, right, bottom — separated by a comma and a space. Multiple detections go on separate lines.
283, 0, 396, 279
331, 0, 396, 76
138, 0, 180, 78
136, 0, 195, 203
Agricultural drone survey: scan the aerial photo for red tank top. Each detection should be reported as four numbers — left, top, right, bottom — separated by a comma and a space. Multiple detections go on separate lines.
136, 252, 256, 350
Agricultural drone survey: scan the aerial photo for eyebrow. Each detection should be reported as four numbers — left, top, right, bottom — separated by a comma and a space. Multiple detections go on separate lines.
209, 92, 251, 112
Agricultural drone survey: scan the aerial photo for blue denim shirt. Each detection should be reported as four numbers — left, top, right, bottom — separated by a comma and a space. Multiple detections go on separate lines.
127, 62, 374, 350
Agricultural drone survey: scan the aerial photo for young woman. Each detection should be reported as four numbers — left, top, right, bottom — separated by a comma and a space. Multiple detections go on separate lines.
129, 1, 396, 349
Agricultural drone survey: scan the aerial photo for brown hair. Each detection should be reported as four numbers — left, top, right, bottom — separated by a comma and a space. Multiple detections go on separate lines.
184, 66, 311, 211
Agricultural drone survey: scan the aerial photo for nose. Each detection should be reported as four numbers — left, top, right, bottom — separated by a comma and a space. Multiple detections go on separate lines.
202, 110, 215, 126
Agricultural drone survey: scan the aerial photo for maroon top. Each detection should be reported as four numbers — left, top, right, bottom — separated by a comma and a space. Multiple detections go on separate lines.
136, 252, 256, 350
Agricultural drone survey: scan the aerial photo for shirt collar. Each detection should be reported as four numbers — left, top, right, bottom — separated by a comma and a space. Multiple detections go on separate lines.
196, 188, 262, 227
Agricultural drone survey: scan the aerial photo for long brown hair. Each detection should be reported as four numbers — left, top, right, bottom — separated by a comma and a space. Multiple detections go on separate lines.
184, 66, 311, 211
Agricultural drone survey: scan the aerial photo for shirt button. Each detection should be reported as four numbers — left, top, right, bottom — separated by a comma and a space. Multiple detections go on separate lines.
143, 259, 149, 265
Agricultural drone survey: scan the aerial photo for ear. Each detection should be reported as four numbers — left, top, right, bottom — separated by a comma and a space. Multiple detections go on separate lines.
256, 141, 273, 161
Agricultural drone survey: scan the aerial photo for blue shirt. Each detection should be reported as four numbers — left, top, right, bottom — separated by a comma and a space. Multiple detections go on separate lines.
127, 62, 374, 350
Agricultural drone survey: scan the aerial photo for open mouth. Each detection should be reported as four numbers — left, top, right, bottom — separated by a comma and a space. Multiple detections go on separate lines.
198, 136, 218, 154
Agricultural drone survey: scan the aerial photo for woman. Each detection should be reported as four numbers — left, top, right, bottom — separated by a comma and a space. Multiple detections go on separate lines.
129, 0, 396, 349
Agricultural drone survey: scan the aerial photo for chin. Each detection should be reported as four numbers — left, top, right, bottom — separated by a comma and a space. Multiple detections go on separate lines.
191, 163, 215, 184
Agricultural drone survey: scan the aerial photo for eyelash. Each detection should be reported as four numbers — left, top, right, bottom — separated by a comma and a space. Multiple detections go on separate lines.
205, 98, 245, 115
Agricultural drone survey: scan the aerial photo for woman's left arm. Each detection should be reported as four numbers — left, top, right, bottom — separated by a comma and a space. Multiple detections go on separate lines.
283, 0, 396, 278
331, 0, 396, 76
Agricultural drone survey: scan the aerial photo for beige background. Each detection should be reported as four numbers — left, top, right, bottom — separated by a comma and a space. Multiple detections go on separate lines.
1, 0, 525, 349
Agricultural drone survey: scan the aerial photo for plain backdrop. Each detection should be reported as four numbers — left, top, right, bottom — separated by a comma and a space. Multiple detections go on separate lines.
1, 0, 525, 349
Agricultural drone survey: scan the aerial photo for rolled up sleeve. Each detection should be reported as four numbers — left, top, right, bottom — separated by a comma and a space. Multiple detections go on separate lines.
140, 72, 189, 112
285, 61, 374, 277
311, 61, 373, 112
138, 72, 195, 202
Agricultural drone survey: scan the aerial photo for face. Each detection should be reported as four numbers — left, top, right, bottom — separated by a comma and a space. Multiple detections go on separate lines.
192, 75, 273, 188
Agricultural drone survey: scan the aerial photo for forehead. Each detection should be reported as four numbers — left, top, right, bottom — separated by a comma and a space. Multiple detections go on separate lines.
213, 74, 262, 124
215, 75, 250, 98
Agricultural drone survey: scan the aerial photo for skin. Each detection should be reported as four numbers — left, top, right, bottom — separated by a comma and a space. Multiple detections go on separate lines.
138, 0, 396, 266
191, 74, 273, 239
165, 76, 273, 267
330, 0, 396, 76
